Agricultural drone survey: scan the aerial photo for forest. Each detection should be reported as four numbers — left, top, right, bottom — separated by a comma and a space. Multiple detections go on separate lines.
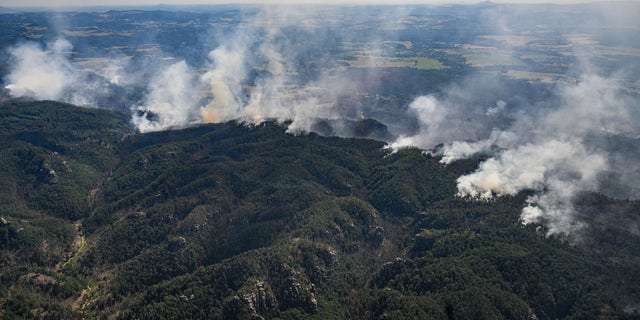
1, 100, 639, 319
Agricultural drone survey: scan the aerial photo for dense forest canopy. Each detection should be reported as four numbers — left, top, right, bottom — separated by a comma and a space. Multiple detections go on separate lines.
0, 100, 638, 319
1, 2, 639, 319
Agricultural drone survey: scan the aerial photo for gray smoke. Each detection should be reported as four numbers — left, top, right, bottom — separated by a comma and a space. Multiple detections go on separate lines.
198, 6, 362, 134
132, 61, 200, 132
134, 7, 363, 133
385, 1, 640, 238
391, 67, 640, 237
3, 4, 639, 238
5, 38, 78, 101
2, 6, 394, 135
4, 37, 136, 108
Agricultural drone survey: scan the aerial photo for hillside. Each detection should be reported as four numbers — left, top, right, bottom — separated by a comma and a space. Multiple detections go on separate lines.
1, 100, 639, 319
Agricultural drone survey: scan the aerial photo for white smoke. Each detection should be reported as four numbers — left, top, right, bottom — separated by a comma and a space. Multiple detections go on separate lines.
133, 61, 199, 133
5, 39, 77, 101
380, 0, 640, 238
2, 7, 361, 134
3, 37, 136, 108
242, 16, 300, 126
391, 70, 639, 237
200, 40, 250, 123
388, 73, 513, 153
196, 6, 359, 134
4, 7, 638, 236
387, 96, 447, 150
458, 139, 607, 237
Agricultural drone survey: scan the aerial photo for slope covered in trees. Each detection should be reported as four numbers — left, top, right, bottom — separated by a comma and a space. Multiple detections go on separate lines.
0, 100, 638, 319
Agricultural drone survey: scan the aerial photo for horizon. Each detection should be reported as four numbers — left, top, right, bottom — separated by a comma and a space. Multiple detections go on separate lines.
0, 0, 619, 9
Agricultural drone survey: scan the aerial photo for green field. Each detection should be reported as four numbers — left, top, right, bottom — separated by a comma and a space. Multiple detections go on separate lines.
464, 52, 525, 67
412, 57, 446, 69
344, 56, 446, 69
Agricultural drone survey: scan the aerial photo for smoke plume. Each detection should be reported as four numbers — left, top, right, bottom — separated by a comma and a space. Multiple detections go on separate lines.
2, 6, 387, 135
132, 61, 199, 132
200, 40, 250, 124
5, 39, 77, 101
391, 69, 640, 237
194, 7, 363, 135
2, 4, 639, 238
382, 0, 640, 238
4, 37, 138, 109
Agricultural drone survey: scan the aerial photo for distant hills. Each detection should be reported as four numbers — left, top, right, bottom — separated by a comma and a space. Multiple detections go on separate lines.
1, 100, 639, 319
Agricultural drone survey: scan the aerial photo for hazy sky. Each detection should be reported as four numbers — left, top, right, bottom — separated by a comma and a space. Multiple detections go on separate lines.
0, 0, 605, 8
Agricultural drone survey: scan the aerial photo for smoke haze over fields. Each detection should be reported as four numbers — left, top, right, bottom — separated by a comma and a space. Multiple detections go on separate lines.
3, 7, 369, 135
2, 2, 640, 239
5, 39, 78, 102
387, 0, 640, 238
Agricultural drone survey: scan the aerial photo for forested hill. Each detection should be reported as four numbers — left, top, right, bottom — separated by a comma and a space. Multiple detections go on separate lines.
1, 100, 639, 319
